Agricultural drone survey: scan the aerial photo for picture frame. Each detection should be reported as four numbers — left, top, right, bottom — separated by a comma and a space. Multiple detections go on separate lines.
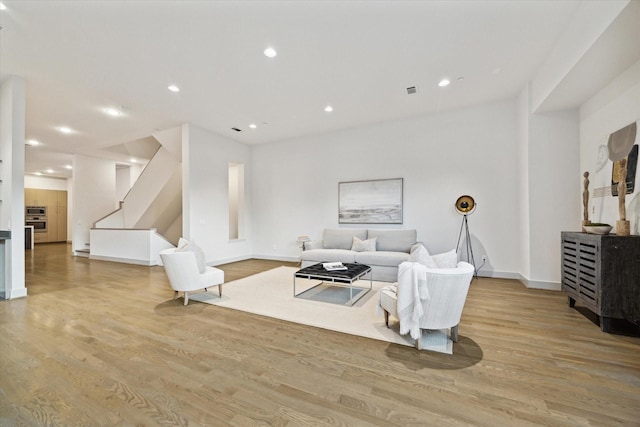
338, 178, 403, 224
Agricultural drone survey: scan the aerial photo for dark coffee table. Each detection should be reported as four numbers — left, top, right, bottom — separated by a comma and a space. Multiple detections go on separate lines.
294, 262, 372, 306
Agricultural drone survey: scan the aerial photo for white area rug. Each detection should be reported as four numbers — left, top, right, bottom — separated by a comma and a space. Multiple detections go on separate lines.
190, 266, 453, 354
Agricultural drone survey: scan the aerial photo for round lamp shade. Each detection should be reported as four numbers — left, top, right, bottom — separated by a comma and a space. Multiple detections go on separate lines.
455, 195, 476, 214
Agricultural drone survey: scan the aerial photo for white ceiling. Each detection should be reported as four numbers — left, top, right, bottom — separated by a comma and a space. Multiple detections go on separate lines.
0, 0, 634, 179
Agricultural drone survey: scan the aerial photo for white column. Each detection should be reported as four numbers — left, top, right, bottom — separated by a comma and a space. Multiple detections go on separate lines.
0, 76, 27, 299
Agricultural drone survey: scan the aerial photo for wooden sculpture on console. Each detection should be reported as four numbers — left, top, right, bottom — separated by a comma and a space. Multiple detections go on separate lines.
616, 159, 630, 236
582, 171, 591, 231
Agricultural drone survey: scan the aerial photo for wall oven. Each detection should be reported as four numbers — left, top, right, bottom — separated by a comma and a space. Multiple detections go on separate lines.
26, 206, 47, 216
26, 218, 47, 233
26, 207, 47, 233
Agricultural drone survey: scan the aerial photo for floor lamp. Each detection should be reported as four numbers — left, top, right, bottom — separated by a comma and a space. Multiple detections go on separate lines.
455, 195, 477, 279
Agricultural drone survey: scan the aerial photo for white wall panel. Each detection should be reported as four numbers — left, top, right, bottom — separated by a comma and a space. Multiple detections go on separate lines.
252, 100, 523, 277
580, 59, 640, 234
184, 124, 252, 265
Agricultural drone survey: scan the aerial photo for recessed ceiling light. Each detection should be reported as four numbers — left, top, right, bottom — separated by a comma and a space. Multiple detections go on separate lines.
104, 107, 123, 117
130, 158, 137, 163
249, 124, 257, 129
168, 85, 180, 93
34, 172, 42, 176
0, 3, 6, 11
457, 77, 465, 81
46, 169, 54, 174
264, 47, 277, 58
26, 139, 40, 146
438, 79, 450, 87
65, 165, 73, 170
58, 126, 73, 134
324, 105, 334, 113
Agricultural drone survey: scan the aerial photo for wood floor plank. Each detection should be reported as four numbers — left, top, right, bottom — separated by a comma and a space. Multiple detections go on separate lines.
1, 242, 639, 425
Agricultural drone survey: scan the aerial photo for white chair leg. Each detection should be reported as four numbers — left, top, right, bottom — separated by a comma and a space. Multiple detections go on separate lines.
184, 291, 189, 306
174, 290, 179, 300
218, 284, 222, 297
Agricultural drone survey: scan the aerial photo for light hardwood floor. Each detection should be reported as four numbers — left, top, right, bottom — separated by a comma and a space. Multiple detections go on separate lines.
1, 243, 639, 426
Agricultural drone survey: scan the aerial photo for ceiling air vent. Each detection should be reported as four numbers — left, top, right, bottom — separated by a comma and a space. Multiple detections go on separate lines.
231, 127, 242, 132
406, 86, 418, 95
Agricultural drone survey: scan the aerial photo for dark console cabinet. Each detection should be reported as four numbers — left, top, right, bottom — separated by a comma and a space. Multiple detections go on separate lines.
561, 232, 640, 332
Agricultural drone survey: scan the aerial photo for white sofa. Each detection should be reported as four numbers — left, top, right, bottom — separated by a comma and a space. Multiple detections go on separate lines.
300, 228, 424, 282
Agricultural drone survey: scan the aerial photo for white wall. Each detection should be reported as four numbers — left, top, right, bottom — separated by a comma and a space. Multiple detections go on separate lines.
115, 164, 144, 202
183, 124, 252, 265
116, 167, 131, 202
580, 59, 640, 233
71, 155, 117, 253
516, 87, 532, 281
252, 100, 523, 277
0, 76, 27, 299
527, 108, 580, 287
25, 175, 69, 191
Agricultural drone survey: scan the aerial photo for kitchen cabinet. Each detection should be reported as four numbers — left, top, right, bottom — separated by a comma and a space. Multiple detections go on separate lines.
55, 206, 67, 242
34, 231, 49, 243
25, 188, 68, 243
57, 190, 67, 207
24, 188, 50, 206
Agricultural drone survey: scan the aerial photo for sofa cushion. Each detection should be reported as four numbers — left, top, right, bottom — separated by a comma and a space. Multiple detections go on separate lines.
351, 236, 376, 252
300, 249, 357, 264
408, 244, 437, 268
355, 251, 410, 267
177, 237, 206, 273
367, 229, 416, 253
323, 229, 367, 250
432, 249, 458, 268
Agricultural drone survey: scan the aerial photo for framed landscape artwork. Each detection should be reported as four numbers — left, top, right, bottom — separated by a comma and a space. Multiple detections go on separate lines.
339, 178, 403, 224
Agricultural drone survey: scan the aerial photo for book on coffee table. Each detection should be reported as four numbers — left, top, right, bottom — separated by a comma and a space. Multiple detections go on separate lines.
322, 262, 348, 271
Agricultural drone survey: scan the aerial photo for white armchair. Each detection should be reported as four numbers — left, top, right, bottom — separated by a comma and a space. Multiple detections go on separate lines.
379, 261, 474, 349
160, 248, 224, 306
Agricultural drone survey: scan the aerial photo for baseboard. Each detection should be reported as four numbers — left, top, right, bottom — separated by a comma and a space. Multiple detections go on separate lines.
249, 254, 300, 263
0, 288, 28, 300
89, 254, 156, 266
209, 254, 253, 266
469, 269, 561, 290
518, 275, 561, 291
477, 269, 521, 280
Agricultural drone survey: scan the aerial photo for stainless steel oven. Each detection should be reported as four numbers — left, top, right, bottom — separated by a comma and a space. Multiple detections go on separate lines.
26, 215, 47, 233
26, 206, 47, 216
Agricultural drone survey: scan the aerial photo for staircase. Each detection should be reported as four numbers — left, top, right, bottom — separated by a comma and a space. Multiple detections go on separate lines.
89, 128, 182, 265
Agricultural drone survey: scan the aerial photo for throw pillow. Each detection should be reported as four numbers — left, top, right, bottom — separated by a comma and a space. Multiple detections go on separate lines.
351, 236, 377, 252
432, 249, 458, 268
408, 244, 437, 268
177, 237, 206, 273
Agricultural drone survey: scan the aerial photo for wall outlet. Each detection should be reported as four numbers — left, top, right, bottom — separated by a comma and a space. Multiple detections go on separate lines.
482, 255, 488, 263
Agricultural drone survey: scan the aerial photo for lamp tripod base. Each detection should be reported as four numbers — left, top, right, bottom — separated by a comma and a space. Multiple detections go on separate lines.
456, 214, 477, 279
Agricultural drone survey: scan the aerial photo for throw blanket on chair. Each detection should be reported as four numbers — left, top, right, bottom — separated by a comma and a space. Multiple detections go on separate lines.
397, 261, 429, 340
